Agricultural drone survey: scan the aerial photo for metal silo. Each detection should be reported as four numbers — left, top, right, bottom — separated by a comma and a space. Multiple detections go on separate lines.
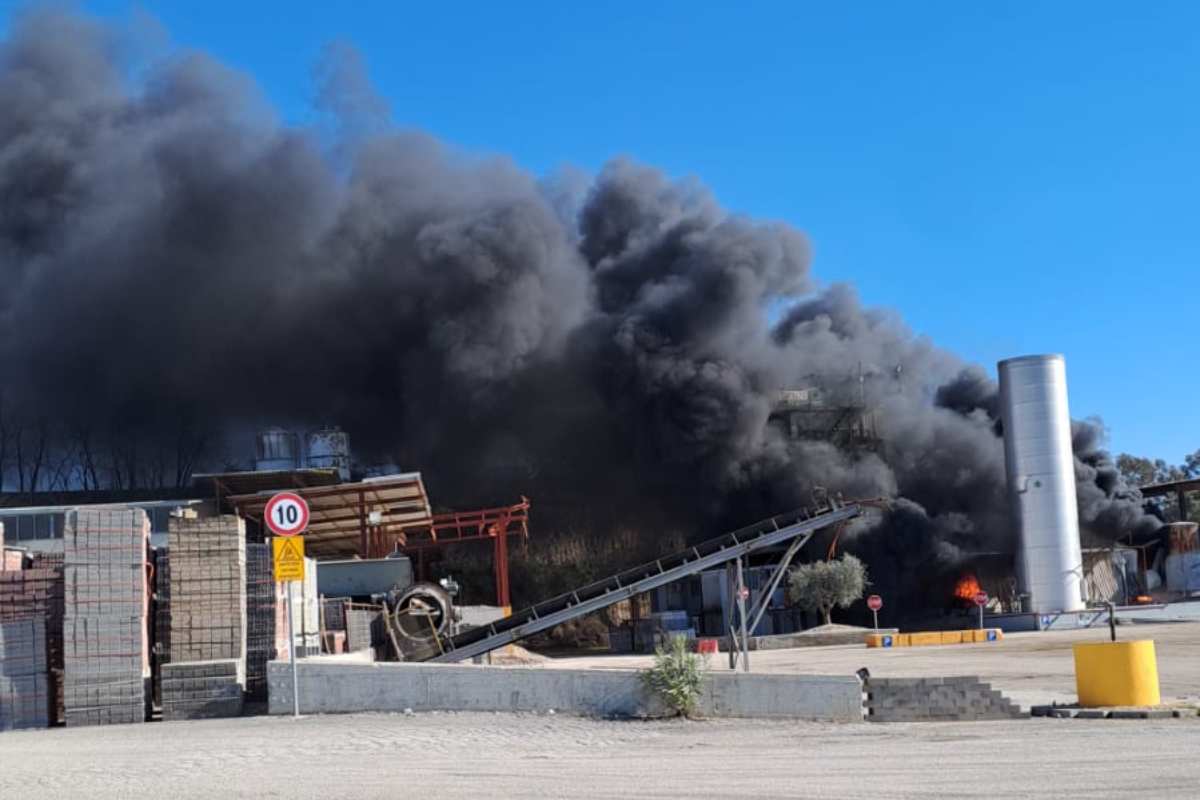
998, 354, 1085, 613
306, 427, 352, 481
255, 427, 299, 471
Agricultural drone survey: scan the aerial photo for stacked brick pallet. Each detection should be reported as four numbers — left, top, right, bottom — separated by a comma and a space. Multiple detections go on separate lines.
0, 566, 64, 726
245, 543, 288, 702
152, 547, 171, 706
1, 522, 22, 570
0, 619, 49, 730
63, 508, 150, 727
161, 660, 244, 720
164, 516, 246, 720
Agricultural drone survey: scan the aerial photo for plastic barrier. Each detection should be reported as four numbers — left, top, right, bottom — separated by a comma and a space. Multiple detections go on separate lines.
1073, 640, 1160, 707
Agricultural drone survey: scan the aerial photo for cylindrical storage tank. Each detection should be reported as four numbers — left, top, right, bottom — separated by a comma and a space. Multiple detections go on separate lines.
306, 427, 351, 481
255, 427, 299, 471
998, 354, 1085, 613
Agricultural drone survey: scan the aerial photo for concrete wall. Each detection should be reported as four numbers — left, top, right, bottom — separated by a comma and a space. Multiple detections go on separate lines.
267, 661, 864, 722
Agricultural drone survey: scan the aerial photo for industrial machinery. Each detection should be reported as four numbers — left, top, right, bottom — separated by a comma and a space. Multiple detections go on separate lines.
315, 554, 457, 659
417, 498, 868, 664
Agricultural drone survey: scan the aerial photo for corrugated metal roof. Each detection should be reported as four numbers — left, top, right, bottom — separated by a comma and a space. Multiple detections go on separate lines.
192, 468, 342, 497
224, 472, 432, 558
1140, 478, 1200, 497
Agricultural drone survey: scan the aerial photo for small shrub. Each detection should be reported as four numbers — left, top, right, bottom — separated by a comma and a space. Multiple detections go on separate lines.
641, 634, 707, 718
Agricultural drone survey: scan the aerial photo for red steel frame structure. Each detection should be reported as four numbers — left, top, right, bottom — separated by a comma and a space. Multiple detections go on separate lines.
372, 497, 531, 608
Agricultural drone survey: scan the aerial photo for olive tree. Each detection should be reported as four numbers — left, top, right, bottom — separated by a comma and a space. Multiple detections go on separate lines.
787, 554, 869, 626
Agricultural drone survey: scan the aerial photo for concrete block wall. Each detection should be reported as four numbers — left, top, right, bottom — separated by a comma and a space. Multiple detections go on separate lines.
267, 661, 864, 722
62, 508, 149, 727
865, 676, 1023, 722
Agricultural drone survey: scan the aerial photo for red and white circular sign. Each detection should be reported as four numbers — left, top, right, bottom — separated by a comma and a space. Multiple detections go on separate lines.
737, 586, 750, 601
866, 594, 883, 612
264, 492, 309, 537
973, 591, 989, 607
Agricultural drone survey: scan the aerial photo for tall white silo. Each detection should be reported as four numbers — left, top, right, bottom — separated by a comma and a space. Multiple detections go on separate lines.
997, 354, 1085, 613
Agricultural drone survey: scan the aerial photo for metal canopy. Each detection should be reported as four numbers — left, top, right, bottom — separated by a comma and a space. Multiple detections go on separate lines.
1140, 478, 1200, 497
225, 473, 433, 558
193, 468, 342, 497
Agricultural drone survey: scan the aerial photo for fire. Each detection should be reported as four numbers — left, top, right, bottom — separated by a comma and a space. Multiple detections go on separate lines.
953, 573, 982, 602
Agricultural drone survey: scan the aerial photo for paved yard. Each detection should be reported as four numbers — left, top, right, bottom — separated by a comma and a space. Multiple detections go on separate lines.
548, 619, 1200, 709
1, 711, 1198, 799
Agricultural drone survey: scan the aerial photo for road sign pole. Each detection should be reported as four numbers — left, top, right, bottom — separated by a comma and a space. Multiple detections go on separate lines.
287, 580, 299, 718
873, 609, 879, 630
979, 603, 984, 630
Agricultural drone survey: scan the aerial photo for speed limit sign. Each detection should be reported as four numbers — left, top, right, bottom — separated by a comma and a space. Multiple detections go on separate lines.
264, 492, 309, 537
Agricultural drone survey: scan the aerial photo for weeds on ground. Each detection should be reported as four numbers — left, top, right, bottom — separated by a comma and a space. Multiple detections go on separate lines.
640, 634, 707, 718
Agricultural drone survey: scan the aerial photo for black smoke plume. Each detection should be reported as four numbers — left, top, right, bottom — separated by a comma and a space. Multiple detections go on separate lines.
0, 9, 1159, 610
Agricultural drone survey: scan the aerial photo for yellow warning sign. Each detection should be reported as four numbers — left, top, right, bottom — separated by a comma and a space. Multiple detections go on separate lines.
273, 536, 306, 582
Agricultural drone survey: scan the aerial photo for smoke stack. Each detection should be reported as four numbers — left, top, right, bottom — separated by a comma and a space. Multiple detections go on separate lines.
997, 354, 1085, 613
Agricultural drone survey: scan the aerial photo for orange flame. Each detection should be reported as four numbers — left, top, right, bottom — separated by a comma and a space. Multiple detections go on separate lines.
953, 573, 982, 601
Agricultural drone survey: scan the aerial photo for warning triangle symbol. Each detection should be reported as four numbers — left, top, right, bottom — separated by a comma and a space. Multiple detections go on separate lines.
277, 539, 302, 565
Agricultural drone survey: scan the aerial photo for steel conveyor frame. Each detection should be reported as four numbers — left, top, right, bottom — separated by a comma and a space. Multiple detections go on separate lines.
427, 501, 863, 662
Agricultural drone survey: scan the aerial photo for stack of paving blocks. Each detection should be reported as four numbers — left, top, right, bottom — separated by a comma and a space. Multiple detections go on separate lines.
864, 676, 1024, 722
161, 659, 244, 721
245, 543, 287, 702
2, 521, 25, 571
164, 516, 246, 720
0, 567, 64, 726
63, 508, 150, 727
0, 619, 50, 730
152, 547, 171, 707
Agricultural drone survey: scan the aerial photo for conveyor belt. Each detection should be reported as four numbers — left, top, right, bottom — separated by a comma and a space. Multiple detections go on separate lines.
426, 501, 863, 662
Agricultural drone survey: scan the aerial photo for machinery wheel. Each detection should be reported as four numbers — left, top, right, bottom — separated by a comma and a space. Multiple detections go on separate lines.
391, 582, 453, 643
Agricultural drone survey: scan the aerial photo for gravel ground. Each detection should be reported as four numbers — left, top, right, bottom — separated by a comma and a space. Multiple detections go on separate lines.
550, 620, 1200, 709
2, 711, 1199, 799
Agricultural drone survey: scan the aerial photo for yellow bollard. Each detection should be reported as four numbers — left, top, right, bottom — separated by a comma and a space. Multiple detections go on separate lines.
1073, 640, 1160, 707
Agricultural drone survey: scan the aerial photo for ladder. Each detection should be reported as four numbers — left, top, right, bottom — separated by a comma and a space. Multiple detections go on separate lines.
426, 501, 863, 662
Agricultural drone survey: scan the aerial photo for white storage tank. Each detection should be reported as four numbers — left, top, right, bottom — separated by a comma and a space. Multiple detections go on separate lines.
306, 427, 351, 481
998, 354, 1085, 613
255, 427, 299, 471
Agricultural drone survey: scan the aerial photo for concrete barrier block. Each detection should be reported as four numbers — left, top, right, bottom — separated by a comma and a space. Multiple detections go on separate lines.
908, 632, 942, 647
267, 661, 863, 722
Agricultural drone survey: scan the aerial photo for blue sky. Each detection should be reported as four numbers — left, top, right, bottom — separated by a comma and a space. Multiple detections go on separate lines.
4, 2, 1196, 463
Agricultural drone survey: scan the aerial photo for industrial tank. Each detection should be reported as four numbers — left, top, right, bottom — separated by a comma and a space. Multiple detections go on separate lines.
255, 427, 299, 471
998, 354, 1085, 613
306, 427, 351, 481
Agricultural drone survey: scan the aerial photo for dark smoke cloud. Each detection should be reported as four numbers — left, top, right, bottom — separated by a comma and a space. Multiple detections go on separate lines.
0, 9, 1160, 600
